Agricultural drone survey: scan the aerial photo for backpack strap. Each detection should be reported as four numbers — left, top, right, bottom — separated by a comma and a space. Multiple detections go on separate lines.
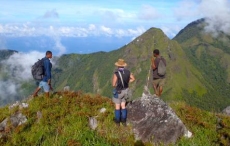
118, 71, 125, 88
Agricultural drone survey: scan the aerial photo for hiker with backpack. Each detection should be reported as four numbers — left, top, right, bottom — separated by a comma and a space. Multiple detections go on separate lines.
32, 51, 53, 98
151, 49, 166, 97
112, 59, 135, 126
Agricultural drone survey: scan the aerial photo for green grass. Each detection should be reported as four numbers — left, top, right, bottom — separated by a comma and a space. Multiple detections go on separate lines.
0, 92, 136, 146
0, 92, 230, 145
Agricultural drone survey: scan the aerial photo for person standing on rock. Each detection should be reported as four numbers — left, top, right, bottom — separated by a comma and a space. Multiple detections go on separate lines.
33, 51, 53, 98
112, 59, 135, 126
151, 49, 166, 97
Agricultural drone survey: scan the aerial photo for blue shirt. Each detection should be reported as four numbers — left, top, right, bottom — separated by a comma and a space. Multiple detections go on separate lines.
42, 57, 52, 82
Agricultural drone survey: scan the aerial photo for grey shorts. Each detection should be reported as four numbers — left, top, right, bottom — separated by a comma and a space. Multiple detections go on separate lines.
39, 81, 50, 92
112, 88, 129, 104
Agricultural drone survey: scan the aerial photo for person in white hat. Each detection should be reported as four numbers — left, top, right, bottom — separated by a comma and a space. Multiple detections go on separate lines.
112, 59, 135, 126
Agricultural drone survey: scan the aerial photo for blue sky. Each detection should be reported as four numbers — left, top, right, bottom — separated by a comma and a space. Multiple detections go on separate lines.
0, 0, 230, 54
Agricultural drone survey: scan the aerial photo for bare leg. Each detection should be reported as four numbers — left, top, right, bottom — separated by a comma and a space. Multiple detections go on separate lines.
121, 102, 126, 109
33, 87, 41, 97
44, 92, 49, 98
153, 84, 159, 96
158, 86, 163, 97
115, 104, 121, 110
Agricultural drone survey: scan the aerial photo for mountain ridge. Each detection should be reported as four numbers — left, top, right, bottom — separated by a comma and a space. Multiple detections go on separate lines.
0, 19, 230, 111
52, 27, 208, 105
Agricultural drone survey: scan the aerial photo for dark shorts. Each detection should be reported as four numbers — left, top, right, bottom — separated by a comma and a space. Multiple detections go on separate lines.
153, 78, 166, 87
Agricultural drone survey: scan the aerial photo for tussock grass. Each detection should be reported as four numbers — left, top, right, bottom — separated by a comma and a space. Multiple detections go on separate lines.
0, 92, 229, 145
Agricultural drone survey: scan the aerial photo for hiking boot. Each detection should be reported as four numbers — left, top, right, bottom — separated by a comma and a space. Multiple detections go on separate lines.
121, 118, 127, 127
113, 118, 120, 126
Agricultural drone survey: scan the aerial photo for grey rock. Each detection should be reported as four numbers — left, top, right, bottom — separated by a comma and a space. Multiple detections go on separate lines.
222, 106, 230, 116
127, 92, 191, 144
10, 113, 27, 127
9, 101, 29, 110
99, 108, 106, 113
37, 111, 43, 123
89, 116, 98, 130
19, 103, 29, 110
63, 86, 70, 91
9, 101, 20, 110
0, 118, 8, 132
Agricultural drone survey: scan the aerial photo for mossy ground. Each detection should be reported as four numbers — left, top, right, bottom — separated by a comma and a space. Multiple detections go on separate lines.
0, 92, 229, 146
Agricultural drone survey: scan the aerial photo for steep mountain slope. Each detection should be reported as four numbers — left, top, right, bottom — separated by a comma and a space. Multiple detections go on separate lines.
52, 28, 207, 107
1, 21, 230, 111
174, 19, 230, 111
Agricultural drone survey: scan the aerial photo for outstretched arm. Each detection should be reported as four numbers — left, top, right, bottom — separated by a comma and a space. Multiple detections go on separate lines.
129, 73, 135, 83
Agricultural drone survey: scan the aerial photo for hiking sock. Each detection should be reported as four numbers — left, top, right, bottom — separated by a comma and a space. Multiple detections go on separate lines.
115, 110, 121, 122
121, 109, 127, 120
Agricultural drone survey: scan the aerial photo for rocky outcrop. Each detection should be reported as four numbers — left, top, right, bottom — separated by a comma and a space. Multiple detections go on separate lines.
0, 112, 27, 138
0, 101, 28, 139
222, 106, 230, 116
127, 89, 191, 144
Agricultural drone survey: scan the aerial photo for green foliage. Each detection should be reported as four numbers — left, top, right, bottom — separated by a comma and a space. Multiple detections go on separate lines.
174, 19, 230, 111
0, 92, 136, 146
171, 102, 230, 146
0, 94, 229, 145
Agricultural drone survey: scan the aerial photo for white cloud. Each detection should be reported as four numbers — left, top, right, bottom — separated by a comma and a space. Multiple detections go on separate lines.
199, 0, 230, 35
138, 5, 160, 20
127, 26, 146, 36
161, 25, 182, 38
173, 0, 200, 21
174, 0, 230, 35
115, 29, 126, 38
97, 8, 136, 24
100, 25, 113, 35
0, 51, 57, 100
2, 51, 44, 80
0, 23, 146, 38
89, 24, 96, 31
0, 24, 3, 33
54, 37, 66, 56
0, 80, 18, 100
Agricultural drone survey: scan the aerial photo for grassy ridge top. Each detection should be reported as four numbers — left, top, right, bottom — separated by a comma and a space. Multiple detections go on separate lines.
0, 92, 229, 145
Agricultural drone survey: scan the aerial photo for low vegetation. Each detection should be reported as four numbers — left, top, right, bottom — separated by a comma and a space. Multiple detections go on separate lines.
0, 92, 229, 145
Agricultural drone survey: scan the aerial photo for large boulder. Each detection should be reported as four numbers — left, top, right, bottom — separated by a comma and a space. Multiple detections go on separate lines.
222, 106, 230, 116
127, 91, 191, 144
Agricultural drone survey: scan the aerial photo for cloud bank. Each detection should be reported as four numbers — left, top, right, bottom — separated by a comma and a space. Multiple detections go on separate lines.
200, 0, 230, 35
174, 0, 230, 36
0, 51, 49, 101
0, 24, 146, 38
